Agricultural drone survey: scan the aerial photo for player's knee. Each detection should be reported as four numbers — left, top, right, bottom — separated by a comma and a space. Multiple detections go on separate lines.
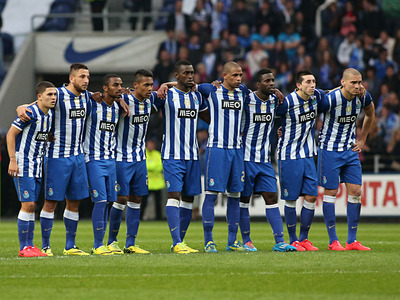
21, 202, 35, 213
112, 202, 126, 211
182, 196, 194, 203
285, 200, 296, 208
166, 198, 180, 207
227, 192, 240, 198
129, 195, 142, 204
263, 192, 278, 205
348, 195, 361, 203
305, 195, 317, 203
117, 196, 128, 205
42, 200, 57, 212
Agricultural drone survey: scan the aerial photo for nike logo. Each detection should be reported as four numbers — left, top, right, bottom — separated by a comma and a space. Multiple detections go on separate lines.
351, 226, 357, 229
288, 224, 295, 227
44, 228, 52, 231
243, 231, 250, 234
96, 227, 104, 230
64, 38, 135, 63
329, 225, 335, 229
204, 221, 212, 224
171, 227, 177, 232
22, 230, 28, 233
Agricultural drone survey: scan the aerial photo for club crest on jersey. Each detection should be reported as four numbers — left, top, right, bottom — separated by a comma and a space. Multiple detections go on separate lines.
209, 178, 215, 186
23, 191, 30, 199
269, 100, 275, 108
93, 190, 99, 198
115, 184, 121, 192
48, 188, 54, 196
323, 176, 327, 184
284, 189, 288, 197
166, 181, 170, 188
311, 96, 317, 105
356, 99, 361, 109
193, 95, 199, 105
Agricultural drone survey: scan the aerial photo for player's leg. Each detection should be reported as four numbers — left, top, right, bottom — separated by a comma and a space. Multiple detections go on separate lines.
203, 147, 226, 250
40, 199, 57, 255
64, 154, 90, 254
240, 161, 255, 249
318, 149, 345, 251
279, 159, 303, 248
180, 196, 194, 242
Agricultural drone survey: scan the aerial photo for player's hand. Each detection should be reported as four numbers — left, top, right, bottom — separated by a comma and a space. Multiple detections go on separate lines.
91, 92, 103, 103
8, 159, 19, 177
211, 80, 221, 88
47, 132, 56, 142
122, 87, 133, 95
277, 126, 283, 138
157, 84, 169, 99
118, 98, 130, 117
357, 84, 366, 98
352, 139, 365, 152
17, 106, 32, 122
273, 89, 284, 104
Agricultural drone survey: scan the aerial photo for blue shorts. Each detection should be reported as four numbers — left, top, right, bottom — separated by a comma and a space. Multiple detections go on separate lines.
204, 147, 244, 193
278, 157, 318, 200
44, 154, 89, 201
317, 148, 362, 189
163, 159, 201, 197
242, 161, 277, 197
13, 176, 41, 202
116, 160, 148, 196
86, 159, 117, 203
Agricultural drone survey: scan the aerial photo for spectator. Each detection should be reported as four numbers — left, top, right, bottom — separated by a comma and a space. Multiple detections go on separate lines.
376, 30, 396, 61
375, 83, 390, 113
245, 40, 268, 77
337, 32, 356, 68
318, 50, 338, 90
321, 1, 341, 42
348, 37, 365, 72
194, 62, 208, 83
255, 0, 284, 37
87, 0, 106, 31
372, 47, 398, 81
211, 0, 228, 39
393, 28, 400, 65
378, 104, 400, 145
292, 44, 306, 72
202, 42, 217, 79
237, 24, 251, 51
358, 0, 385, 38
381, 65, 400, 94
279, 0, 296, 25
157, 29, 181, 63
125, 0, 152, 30
152, 50, 174, 89
270, 40, 288, 70
228, 0, 253, 34
387, 129, 400, 171
278, 23, 300, 61
191, 0, 210, 31
187, 35, 202, 66
340, 1, 357, 37
363, 66, 380, 100
166, 0, 190, 35
275, 62, 293, 94
188, 21, 209, 46
251, 23, 275, 56
225, 33, 245, 61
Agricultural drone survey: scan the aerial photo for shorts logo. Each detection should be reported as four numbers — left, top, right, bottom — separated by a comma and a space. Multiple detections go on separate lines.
166, 181, 170, 188
209, 178, 215, 187
284, 189, 288, 197
93, 190, 99, 198
48, 188, 54, 196
23, 191, 30, 199
323, 176, 327, 184
115, 184, 121, 192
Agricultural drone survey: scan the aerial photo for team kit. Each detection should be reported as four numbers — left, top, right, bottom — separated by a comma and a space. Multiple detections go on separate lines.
7, 61, 374, 257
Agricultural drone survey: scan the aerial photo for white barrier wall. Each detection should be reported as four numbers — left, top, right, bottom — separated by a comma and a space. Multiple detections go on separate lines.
198, 174, 400, 217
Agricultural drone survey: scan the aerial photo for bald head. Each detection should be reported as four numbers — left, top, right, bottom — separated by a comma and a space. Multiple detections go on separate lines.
223, 62, 241, 74
343, 68, 361, 80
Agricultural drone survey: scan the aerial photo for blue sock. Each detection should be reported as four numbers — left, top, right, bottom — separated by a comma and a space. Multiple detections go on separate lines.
64, 209, 79, 250
226, 197, 240, 246
107, 203, 125, 245
126, 203, 141, 247
40, 210, 54, 248
265, 205, 284, 243
347, 202, 361, 244
323, 197, 338, 244
179, 202, 192, 241
28, 219, 35, 247
92, 201, 107, 249
284, 202, 298, 244
17, 211, 30, 250
299, 202, 315, 242
239, 203, 251, 244
202, 193, 217, 245
103, 203, 109, 237
166, 199, 181, 246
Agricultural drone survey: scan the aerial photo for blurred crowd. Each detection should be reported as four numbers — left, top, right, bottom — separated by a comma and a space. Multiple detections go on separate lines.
151, 0, 400, 172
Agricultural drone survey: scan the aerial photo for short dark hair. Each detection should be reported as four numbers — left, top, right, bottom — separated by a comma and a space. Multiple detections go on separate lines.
296, 70, 313, 84
69, 63, 88, 75
134, 69, 153, 83
174, 60, 192, 73
255, 68, 272, 83
36, 81, 55, 95
103, 74, 120, 86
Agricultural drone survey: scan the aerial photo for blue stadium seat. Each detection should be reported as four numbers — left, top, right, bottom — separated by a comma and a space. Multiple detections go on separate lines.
38, 1, 74, 31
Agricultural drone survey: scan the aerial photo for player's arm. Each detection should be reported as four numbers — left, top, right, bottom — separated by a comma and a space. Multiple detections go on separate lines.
157, 82, 177, 99
16, 102, 36, 122
352, 102, 375, 152
6, 126, 22, 177
199, 109, 210, 124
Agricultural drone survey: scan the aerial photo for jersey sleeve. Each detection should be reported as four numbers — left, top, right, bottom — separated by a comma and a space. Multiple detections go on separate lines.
197, 83, 214, 98
198, 91, 208, 112
239, 84, 251, 96
149, 91, 159, 112
316, 89, 330, 113
86, 98, 94, 116
153, 92, 166, 111
275, 98, 288, 116
363, 91, 373, 107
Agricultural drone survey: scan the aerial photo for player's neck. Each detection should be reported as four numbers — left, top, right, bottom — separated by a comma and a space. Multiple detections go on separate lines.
175, 84, 190, 93
103, 95, 115, 106
37, 102, 50, 115
255, 90, 270, 101
340, 87, 355, 101
66, 84, 81, 97
132, 91, 145, 102
296, 89, 310, 101
222, 83, 235, 91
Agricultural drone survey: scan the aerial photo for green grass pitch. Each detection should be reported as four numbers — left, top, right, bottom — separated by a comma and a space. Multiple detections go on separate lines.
0, 220, 399, 299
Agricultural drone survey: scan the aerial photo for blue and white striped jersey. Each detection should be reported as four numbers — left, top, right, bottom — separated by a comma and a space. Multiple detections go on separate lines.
12, 103, 53, 178
115, 92, 156, 162
154, 87, 206, 160
83, 99, 119, 162
198, 83, 249, 149
46, 86, 90, 158
319, 89, 373, 151
276, 89, 326, 160
241, 92, 278, 163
